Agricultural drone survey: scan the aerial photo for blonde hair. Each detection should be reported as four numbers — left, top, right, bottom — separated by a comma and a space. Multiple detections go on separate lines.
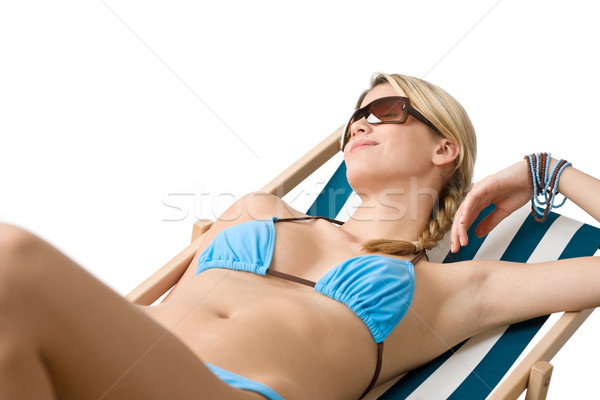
358, 73, 477, 255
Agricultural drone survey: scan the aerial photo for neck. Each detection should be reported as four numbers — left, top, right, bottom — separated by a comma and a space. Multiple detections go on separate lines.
340, 178, 439, 246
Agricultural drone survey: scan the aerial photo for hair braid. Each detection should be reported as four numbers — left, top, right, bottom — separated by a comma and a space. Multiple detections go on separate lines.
417, 183, 463, 252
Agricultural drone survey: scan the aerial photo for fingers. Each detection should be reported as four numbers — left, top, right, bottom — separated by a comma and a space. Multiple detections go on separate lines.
450, 192, 483, 252
450, 183, 496, 253
449, 160, 533, 253
450, 217, 464, 254
451, 201, 514, 253
451, 206, 474, 253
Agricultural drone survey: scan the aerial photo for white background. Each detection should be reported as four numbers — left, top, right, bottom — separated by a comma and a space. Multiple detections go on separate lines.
1, 1, 599, 398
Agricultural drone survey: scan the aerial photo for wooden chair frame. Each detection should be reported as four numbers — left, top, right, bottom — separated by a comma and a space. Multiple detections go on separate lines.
126, 125, 592, 400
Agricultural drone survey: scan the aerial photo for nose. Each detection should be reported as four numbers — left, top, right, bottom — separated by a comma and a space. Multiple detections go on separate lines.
350, 116, 373, 141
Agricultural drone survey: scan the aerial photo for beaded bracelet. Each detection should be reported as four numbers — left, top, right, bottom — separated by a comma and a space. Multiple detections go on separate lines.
524, 153, 572, 222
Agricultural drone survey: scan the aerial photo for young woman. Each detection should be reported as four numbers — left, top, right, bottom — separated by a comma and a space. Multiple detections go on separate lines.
1, 73, 599, 400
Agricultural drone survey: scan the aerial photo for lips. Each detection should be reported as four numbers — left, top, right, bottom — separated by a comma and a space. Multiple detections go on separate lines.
350, 139, 379, 153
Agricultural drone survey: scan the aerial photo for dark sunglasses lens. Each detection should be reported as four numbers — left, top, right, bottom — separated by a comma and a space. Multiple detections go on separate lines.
368, 98, 409, 122
342, 97, 410, 149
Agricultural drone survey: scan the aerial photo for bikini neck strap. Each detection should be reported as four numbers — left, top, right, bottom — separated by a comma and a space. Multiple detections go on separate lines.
410, 250, 427, 265
273, 216, 345, 225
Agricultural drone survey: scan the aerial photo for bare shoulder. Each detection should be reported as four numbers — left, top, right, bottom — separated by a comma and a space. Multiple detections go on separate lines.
197, 191, 310, 244
215, 191, 306, 226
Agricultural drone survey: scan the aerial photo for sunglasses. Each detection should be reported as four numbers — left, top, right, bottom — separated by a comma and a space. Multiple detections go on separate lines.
340, 96, 441, 150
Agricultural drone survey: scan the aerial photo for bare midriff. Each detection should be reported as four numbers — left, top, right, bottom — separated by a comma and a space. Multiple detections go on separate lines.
141, 268, 379, 399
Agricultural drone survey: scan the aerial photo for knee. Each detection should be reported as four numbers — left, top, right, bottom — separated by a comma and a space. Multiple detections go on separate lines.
0, 224, 44, 290
0, 223, 41, 261
0, 222, 38, 248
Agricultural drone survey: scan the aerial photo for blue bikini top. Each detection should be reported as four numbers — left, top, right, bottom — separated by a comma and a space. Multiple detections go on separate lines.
196, 216, 417, 344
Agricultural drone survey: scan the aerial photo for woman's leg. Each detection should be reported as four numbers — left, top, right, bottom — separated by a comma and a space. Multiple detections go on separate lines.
0, 224, 263, 400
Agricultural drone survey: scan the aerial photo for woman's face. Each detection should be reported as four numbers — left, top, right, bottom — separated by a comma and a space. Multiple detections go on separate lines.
344, 84, 444, 190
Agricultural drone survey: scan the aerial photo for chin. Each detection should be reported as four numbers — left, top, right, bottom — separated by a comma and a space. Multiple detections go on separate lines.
346, 169, 382, 191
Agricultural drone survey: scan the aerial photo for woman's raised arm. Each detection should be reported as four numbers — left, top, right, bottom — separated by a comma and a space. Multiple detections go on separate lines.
450, 156, 600, 253
448, 156, 600, 329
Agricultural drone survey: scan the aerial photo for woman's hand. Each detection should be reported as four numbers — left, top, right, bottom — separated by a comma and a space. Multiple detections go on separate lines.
450, 159, 533, 253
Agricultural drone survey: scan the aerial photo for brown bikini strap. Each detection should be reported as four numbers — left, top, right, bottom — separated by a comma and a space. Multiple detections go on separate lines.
267, 216, 342, 287
274, 216, 345, 225
409, 250, 426, 265
359, 341, 384, 399
265, 269, 316, 287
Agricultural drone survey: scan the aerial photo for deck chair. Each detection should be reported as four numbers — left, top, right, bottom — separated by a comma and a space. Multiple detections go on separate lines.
126, 127, 600, 400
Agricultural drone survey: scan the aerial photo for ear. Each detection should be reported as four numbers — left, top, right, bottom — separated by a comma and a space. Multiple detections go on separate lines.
432, 137, 460, 167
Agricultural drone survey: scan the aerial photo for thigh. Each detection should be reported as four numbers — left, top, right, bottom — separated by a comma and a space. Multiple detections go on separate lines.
0, 226, 262, 400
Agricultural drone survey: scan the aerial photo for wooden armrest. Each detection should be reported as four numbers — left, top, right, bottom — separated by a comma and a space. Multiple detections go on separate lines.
525, 361, 553, 400
192, 219, 213, 241
491, 309, 593, 399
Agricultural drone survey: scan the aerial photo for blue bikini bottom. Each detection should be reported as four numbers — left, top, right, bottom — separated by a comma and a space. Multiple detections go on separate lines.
206, 363, 285, 400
